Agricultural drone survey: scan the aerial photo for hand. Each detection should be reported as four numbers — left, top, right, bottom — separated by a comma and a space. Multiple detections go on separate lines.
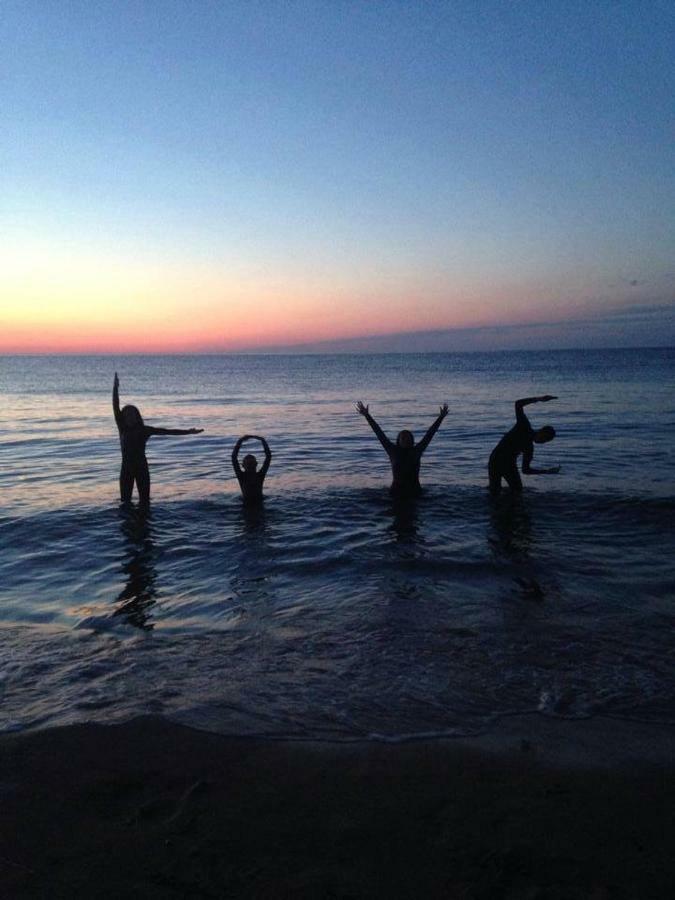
241, 434, 252, 442
190, 428, 204, 434
356, 401, 369, 416
114, 372, 119, 387
540, 395, 557, 402
439, 403, 448, 418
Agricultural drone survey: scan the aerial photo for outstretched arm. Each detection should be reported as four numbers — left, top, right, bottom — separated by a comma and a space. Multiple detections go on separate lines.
231, 436, 246, 476
515, 395, 557, 425
417, 404, 449, 454
112, 372, 122, 426
356, 402, 392, 452
146, 426, 204, 436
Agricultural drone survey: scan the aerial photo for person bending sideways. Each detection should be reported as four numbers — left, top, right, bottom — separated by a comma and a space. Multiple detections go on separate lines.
356, 401, 448, 496
488, 395, 560, 496
232, 435, 272, 504
113, 372, 203, 506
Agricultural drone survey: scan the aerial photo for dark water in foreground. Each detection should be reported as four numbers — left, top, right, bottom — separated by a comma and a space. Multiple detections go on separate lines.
1, 350, 674, 739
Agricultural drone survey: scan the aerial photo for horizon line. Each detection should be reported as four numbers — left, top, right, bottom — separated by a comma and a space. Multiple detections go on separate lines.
3, 299, 673, 356
1, 343, 674, 358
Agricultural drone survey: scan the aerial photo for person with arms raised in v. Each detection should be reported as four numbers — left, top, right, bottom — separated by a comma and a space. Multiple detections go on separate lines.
356, 401, 448, 496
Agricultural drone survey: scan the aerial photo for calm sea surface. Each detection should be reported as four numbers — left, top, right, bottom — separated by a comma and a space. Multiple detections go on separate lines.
1, 350, 674, 739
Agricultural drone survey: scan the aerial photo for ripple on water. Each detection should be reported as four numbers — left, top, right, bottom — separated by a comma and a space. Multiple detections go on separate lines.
2, 350, 675, 737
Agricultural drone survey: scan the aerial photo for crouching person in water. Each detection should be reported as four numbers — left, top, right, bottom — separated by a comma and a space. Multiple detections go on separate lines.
488, 395, 560, 497
232, 435, 272, 504
113, 372, 204, 506
356, 401, 448, 496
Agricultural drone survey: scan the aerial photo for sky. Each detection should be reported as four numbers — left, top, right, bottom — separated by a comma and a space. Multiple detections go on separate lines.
1, 0, 674, 353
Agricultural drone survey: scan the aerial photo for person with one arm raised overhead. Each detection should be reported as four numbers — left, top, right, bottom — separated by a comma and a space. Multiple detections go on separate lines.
356, 401, 448, 496
112, 372, 203, 506
232, 435, 272, 505
488, 395, 560, 496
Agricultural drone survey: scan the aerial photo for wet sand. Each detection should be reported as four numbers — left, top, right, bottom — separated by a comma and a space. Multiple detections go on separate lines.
1, 715, 673, 898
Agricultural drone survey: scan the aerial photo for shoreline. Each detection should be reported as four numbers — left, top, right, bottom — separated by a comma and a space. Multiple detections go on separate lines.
1, 715, 673, 897
171, 709, 675, 768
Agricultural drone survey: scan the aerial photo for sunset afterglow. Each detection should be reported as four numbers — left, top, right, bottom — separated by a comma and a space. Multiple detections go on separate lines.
2, 2, 674, 352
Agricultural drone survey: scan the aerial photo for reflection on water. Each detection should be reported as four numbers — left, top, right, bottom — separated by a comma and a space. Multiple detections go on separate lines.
113, 507, 157, 630
488, 494, 533, 562
387, 496, 420, 545
488, 495, 548, 603
238, 502, 267, 536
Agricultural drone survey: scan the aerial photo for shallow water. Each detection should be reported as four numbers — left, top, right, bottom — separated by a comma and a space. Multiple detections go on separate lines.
1, 350, 674, 738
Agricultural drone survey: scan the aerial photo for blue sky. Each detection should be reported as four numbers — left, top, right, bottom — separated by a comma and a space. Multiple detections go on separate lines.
2, 1, 674, 350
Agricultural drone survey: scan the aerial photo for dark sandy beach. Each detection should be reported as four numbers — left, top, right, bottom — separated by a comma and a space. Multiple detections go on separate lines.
1, 715, 673, 898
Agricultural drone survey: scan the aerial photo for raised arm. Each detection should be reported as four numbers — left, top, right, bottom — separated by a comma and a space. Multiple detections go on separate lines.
515, 395, 557, 425
146, 426, 204, 436
258, 436, 272, 477
356, 402, 392, 452
112, 372, 122, 426
417, 404, 449, 454
231, 436, 246, 476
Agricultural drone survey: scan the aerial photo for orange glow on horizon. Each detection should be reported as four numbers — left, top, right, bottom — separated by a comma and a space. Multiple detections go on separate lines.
1, 238, 607, 353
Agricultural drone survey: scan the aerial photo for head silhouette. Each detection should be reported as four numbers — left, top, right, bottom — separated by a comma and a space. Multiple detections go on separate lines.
121, 405, 144, 428
533, 425, 556, 444
242, 453, 258, 473
397, 430, 415, 449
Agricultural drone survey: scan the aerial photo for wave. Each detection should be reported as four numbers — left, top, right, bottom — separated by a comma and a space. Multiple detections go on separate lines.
2, 350, 675, 738
1, 484, 674, 546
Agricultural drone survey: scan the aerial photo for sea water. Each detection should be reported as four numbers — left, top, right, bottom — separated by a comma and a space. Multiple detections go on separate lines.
0, 349, 673, 739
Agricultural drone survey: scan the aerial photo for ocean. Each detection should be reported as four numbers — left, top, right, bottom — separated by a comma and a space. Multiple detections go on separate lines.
1, 349, 674, 739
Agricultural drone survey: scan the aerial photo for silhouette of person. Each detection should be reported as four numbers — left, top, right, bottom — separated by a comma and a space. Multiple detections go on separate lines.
232, 434, 272, 505
113, 372, 203, 506
488, 395, 560, 496
356, 401, 448, 495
